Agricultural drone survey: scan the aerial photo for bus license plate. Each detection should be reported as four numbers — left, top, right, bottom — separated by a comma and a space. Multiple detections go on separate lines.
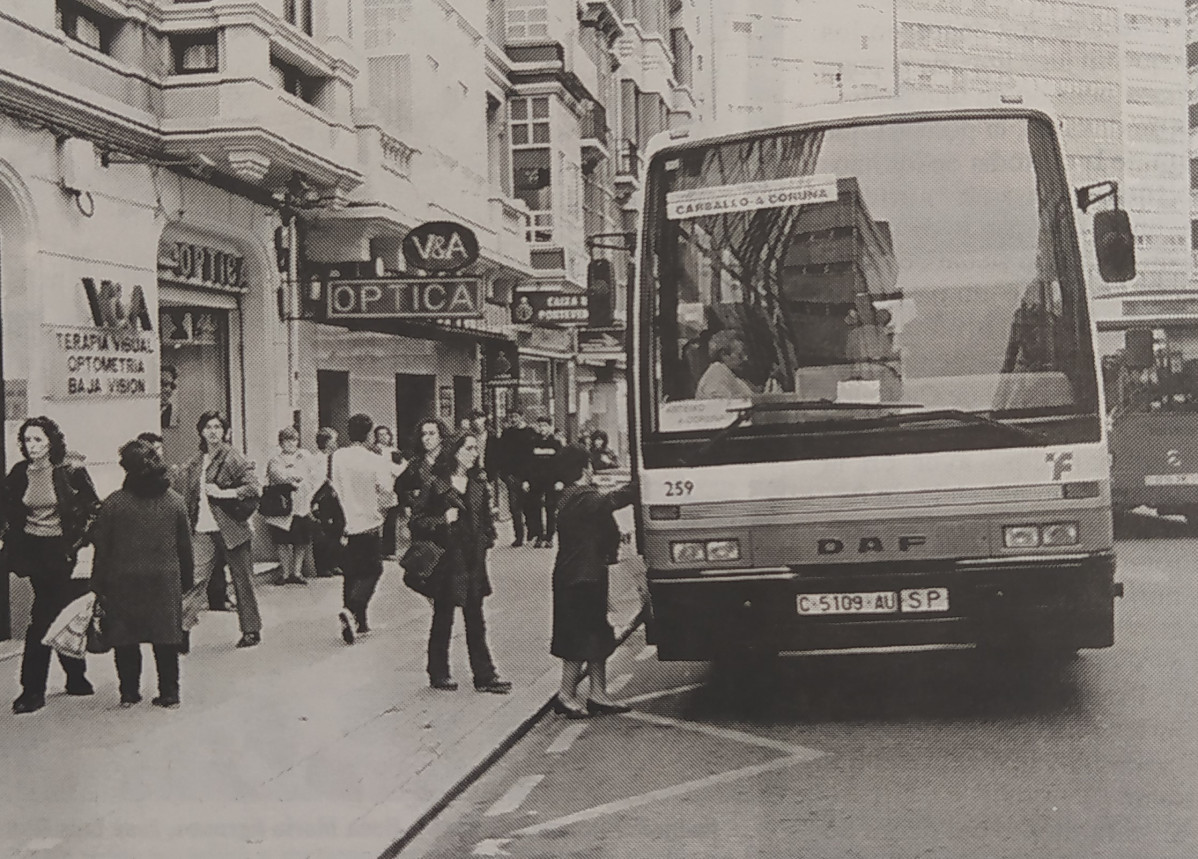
796, 588, 949, 616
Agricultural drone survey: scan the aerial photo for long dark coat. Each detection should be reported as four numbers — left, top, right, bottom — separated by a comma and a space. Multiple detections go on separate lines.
90, 486, 194, 647
551, 482, 635, 590
411, 472, 496, 606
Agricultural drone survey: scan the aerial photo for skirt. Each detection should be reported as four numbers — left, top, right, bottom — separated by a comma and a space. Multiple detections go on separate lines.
269, 514, 312, 546
550, 579, 615, 662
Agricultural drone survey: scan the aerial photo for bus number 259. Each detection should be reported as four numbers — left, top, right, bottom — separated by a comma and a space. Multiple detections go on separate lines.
664, 480, 695, 497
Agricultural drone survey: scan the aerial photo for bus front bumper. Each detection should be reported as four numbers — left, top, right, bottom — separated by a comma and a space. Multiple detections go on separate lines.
646, 552, 1120, 660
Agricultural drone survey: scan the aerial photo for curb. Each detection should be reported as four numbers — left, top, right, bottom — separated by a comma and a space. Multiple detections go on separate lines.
377, 604, 648, 858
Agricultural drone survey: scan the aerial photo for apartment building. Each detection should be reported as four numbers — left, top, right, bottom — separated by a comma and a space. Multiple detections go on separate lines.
0, 0, 701, 637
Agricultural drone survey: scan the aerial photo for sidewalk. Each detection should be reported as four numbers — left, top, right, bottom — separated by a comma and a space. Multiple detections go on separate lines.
0, 539, 647, 859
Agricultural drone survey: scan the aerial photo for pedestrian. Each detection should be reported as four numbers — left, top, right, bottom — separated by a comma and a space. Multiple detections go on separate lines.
467, 409, 501, 516
397, 418, 448, 512
178, 410, 263, 648
310, 427, 341, 577
549, 444, 636, 718
496, 410, 535, 547
330, 413, 401, 644
5, 416, 101, 715
370, 425, 403, 560
90, 440, 193, 708
526, 416, 563, 548
264, 426, 317, 586
587, 429, 620, 472
410, 432, 511, 694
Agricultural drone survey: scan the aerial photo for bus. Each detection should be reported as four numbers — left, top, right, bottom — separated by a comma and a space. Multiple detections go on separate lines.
1095, 293, 1198, 524
628, 96, 1132, 661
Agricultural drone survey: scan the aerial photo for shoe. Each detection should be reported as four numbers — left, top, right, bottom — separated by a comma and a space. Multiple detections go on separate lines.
151, 695, 180, 709
511, 539, 524, 548
286, 576, 308, 586
586, 699, 632, 716
550, 695, 590, 719
430, 677, 458, 691
542, 538, 554, 548
178, 632, 190, 655
475, 678, 512, 695
120, 693, 142, 708
356, 621, 370, 635
65, 678, 95, 696
271, 578, 289, 586
11, 694, 45, 715
235, 632, 261, 648
339, 609, 355, 645
213, 600, 237, 612
532, 539, 544, 548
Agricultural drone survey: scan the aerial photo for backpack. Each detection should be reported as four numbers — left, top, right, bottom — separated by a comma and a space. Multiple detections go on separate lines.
309, 454, 346, 542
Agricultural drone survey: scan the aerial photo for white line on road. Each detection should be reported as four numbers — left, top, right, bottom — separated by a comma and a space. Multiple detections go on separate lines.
608, 673, 632, 694
546, 722, 589, 754
511, 755, 815, 838
624, 710, 824, 758
619, 682, 704, 705
634, 644, 656, 661
485, 775, 545, 817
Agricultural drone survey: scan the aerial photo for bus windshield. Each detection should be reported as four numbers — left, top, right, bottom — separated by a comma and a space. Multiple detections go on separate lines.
1100, 327, 1198, 415
642, 114, 1100, 464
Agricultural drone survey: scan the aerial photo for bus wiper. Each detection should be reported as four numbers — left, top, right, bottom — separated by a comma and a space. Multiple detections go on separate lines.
877, 408, 1045, 441
679, 399, 925, 465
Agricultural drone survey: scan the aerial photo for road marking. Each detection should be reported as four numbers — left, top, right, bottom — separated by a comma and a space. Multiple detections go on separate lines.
624, 710, 823, 758
635, 645, 656, 661
511, 755, 815, 838
546, 723, 589, 754
485, 775, 545, 817
620, 682, 704, 705
608, 673, 633, 694
471, 838, 513, 856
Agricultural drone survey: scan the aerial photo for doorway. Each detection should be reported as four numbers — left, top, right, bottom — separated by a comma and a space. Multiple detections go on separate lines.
453, 375, 475, 428
395, 373, 436, 448
317, 369, 349, 444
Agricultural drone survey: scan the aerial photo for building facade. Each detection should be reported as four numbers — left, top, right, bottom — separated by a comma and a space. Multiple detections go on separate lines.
0, 0, 700, 637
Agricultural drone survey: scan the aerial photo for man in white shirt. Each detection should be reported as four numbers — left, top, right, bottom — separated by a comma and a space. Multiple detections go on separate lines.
331, 413, 405, 644
695, 330, 756, 400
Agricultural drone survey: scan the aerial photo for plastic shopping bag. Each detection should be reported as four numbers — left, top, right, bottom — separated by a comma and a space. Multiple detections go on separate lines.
42, 592, 96, 660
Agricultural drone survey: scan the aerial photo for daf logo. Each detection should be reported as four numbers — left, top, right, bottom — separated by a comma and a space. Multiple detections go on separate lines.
817, 535, 927, 555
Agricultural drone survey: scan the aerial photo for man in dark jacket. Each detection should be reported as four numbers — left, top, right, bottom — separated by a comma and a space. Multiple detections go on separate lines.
525, 416, 563, 548
496, 410, 536, 547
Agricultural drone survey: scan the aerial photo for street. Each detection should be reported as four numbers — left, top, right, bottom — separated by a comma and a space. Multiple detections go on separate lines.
405, 518, 1198, 859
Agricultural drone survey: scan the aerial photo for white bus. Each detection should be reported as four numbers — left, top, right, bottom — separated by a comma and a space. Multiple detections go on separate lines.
628, 96, 1132, 661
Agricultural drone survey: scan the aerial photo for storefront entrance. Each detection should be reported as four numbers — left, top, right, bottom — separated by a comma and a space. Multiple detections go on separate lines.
159, 305, 232, 467
395, 373, 436, 448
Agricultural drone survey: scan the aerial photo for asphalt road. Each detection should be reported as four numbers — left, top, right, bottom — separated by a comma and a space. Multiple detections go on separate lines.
404, 515, 1198, 859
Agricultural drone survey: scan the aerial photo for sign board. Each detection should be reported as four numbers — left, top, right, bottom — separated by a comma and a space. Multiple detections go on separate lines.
402, 221, 480, 272
326, 278, 483, 319
511, 288, 589, 325
578, 326, 626, 353
483, 340, 520, 386
45, 324, 157, 400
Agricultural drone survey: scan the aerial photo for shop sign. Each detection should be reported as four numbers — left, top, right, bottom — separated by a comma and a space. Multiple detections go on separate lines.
578, 327, 626, 353
511, 288, 588, 325
82, 278, 153, 331
159, 241, 245, 290
326, 278, 483, 319
402, 221, 479, 273
483, 340, 520, 387
44, 324, 157, 400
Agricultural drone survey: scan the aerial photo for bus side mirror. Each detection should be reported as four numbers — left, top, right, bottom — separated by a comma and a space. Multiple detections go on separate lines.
1124, 328, 1153, 369
1093, 208, 1136, 283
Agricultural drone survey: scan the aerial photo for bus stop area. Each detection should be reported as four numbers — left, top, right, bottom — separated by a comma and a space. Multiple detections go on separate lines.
0, 524, 647, 859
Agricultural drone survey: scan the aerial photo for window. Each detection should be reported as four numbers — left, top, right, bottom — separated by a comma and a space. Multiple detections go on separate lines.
510, 96, 550, 145
172, 31, 219, 74
271, 54, 321, 106
57, 0, 117, 54
284, 0, 314, 36
506, 0, 549, 40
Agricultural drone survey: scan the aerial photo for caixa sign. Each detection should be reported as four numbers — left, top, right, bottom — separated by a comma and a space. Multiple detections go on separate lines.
401, 221, 479, 273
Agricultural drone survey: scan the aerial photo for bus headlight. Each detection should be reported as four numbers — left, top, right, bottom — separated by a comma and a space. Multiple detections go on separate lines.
1041, 522, 1079, 546
1002, 525, 1041, 549
670, 539, 742, 563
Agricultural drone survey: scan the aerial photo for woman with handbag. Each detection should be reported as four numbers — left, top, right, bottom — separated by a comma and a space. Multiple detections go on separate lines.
549, 445, 637, 719
263, 426, 317, 586
411, 433, 511, 694
178, 411, 263, 648
5, 416, 101, 715
91, 440, 193, 708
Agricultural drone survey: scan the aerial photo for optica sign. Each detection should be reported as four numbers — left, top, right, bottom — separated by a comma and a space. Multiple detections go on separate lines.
326, 278, 483, 319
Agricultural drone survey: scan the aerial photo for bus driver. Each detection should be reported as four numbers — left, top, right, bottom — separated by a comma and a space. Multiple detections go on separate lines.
695, 330, 756, 400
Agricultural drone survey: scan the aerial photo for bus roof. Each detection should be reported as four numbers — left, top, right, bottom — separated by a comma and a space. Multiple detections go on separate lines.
647, 93, 1059, 161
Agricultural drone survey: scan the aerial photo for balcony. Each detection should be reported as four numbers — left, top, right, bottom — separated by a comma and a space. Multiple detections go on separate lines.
615, 139, 641, 188
580, 1, 624, 44
581, 101, 610, 166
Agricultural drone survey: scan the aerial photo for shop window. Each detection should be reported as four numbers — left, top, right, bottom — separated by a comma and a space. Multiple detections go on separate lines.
159, 307, 231, 467
171, 31, 219, 74
57, 0, 119, 54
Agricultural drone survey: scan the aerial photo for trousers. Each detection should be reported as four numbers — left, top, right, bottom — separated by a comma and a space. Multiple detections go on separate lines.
343, 530, 383, 629
183, 532, 261, 634
427, 597, 497, 685
17, 535, 89, 696
114, 644, 180, 699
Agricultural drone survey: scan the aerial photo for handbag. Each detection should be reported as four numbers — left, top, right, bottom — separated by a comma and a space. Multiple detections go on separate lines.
400, 540, 444, 598
259, 483, 295, 518
86, 602, 111, 654
310, 454, 345, 543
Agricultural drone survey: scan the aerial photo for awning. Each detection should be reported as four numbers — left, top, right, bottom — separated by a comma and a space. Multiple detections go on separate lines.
318, 315, 514, 345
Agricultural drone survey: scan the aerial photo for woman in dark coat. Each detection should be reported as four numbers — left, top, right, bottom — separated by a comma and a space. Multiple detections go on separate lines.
411, 432, 511, 694
5, 416, 101, 715
549, 445, 637, 719
91, 440, 194, 708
